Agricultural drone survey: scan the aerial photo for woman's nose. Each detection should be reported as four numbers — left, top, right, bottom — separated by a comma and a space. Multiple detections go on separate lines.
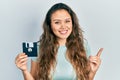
61, 22, 66, 29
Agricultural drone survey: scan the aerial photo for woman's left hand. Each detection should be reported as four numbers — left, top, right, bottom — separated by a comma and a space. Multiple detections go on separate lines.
89, 48, 103, 75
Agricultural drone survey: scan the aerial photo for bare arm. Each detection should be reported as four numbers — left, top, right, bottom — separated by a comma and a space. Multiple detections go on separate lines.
30, 60, 38, 79
22, 70, 34, 80
22, 58, 38, 80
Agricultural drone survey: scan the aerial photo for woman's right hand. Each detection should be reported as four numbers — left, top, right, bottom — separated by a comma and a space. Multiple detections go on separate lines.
15, 53, 28, 71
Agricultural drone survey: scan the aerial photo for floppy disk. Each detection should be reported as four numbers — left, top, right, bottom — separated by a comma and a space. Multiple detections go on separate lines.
22, 42, 38, 57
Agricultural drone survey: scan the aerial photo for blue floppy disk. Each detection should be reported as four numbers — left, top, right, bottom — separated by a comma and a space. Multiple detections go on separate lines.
22, 42, 38, 57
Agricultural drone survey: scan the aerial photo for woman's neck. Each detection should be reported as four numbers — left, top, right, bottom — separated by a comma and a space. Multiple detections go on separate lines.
58, 39, 66, 46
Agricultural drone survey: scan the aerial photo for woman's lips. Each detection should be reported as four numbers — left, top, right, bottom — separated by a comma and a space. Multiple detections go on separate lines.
59, 30, 68, 34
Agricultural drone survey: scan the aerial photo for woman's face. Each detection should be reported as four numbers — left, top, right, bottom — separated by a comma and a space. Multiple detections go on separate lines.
51, 9, 72, 41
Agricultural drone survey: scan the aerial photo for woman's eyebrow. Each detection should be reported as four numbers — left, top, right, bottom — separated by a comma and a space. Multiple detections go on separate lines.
52, 17, 71, 21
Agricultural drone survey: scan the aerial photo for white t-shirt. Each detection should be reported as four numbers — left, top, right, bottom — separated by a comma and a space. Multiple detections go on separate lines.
31, 41, 91, 80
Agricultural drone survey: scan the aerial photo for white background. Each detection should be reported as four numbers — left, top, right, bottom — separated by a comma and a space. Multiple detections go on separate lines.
0, 0, 120, 80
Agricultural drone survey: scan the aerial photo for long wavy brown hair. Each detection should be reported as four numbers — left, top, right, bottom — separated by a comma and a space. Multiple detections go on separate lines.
35, 3, 90, 80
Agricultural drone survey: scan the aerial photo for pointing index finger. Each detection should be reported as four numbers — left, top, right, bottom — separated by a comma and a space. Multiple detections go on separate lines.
96, 48, 104, 57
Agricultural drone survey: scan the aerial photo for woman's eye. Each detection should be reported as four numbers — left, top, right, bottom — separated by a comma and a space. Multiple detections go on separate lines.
55, 22, 60, 24
66, 20, 70, 23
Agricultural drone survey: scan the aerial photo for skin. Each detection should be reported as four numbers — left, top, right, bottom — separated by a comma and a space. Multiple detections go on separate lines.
89, 48, 103, 80
15, 9, 103, 80
51, 9, 72, 45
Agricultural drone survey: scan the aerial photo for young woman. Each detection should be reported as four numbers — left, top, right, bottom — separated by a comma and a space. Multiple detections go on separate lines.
15, 3, 103, 80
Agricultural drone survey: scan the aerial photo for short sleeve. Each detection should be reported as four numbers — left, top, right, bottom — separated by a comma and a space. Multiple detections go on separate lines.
31, 57, 37, 61
84, 40, 91, 58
